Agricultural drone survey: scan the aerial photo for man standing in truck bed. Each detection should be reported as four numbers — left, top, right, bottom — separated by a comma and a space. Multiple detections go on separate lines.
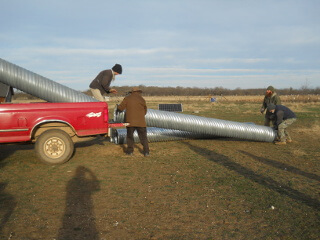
89, 64, 122, 101
117, 87, 150, 157
0, 82, 14, 103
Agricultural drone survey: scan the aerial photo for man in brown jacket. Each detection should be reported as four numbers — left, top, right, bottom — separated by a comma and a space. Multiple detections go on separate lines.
89, 64, 122, 101
117, 87, 149, 156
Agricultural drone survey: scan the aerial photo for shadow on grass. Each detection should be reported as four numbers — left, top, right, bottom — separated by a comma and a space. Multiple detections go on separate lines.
0, 159, 17, 235
74, 136, 108, 148
0, 182, 17, 235
239, 150, 320, 182
183, 142, 320, 210
0, 144, 26, 234
57, 166, 100, 240
0, 142, 34, 162
112, 142, 144, 155
74, 137, 144, 154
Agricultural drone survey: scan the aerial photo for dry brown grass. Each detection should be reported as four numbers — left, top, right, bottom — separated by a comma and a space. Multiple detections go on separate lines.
11, 99, 46, 103
106, 95, 320, 117
110, 94, 320, 104
2, 97, 320, 240
292, 149, 308, 157
294, 122, 320, 136
11, 94, 320, 104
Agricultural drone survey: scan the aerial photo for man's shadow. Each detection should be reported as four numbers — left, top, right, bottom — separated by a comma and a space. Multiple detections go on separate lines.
0, 182, 16, 235
182, 142, 320, 210
0, 160, 16, 235
239, 150, 320, 182
57, 166, 100, 240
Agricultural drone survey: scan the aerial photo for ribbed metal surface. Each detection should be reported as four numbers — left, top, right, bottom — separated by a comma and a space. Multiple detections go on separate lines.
110, 127, 214, 144
114, 109, 276, 142
0, 58, 97, 103
0, 57, 276, 143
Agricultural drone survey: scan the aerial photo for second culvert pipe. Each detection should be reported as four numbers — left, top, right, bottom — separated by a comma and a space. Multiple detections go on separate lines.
114, 109, 276, 142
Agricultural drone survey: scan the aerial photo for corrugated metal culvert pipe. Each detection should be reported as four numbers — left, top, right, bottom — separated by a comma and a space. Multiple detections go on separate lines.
1, 58, 276, 143
110, 127, 215, 144
0, 58, 97, 103
114, 109, 276, 142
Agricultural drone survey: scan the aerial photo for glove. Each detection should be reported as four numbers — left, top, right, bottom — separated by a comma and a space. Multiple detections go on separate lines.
260, 108, 265, 114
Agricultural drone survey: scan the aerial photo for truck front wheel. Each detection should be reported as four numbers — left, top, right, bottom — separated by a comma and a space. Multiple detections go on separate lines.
35, 129, 74, 164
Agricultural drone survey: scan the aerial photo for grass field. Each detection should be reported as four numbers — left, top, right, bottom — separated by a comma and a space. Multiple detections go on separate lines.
1, 96, 319, 239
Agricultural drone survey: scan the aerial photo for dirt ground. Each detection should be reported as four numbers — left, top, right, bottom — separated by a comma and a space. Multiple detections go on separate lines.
1, 101, 319, 240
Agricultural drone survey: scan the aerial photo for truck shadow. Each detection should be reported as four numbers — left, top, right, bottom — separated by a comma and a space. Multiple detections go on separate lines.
0, 142, 34, 162
182, 142, 320, 210
57, 166, 100, 240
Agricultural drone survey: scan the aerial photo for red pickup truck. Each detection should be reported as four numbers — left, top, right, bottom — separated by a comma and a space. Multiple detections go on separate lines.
0, 102, 119, 164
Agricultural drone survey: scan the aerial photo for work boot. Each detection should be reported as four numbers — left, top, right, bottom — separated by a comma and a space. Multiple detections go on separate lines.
275, 141, 286, 145
144, 152, 150, 157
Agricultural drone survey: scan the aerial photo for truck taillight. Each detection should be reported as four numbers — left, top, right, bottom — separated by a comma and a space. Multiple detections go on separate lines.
103, 108, 108, 122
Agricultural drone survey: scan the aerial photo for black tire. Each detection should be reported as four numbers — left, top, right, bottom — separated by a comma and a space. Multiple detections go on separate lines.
35, 129, 74, 165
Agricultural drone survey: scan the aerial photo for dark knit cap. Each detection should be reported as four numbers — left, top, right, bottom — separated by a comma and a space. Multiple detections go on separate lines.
267, 103, 276, 111
267, 86, 275, 92
112, 64, 122, 74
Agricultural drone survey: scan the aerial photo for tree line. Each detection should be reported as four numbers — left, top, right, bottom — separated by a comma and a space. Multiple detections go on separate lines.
13, 85, 320, 100
84, 85, 320, 96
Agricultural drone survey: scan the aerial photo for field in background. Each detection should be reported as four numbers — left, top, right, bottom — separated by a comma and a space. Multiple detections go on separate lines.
1, 96, 320, 239
13, 94, 320, 104
106, 94, 320, 123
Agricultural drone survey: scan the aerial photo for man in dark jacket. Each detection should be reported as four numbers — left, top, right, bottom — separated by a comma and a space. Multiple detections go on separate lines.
0, 83, 14, 103
267, 103, 296, 145
260, 86, 281, 126
89, 64, 122, 101
117, 87, 150, 156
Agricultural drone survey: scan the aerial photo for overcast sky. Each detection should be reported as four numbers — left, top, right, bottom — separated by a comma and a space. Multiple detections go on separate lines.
1, 0, 319, 91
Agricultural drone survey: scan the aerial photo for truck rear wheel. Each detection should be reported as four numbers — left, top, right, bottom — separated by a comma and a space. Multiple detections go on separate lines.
35, 129, 74, 164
